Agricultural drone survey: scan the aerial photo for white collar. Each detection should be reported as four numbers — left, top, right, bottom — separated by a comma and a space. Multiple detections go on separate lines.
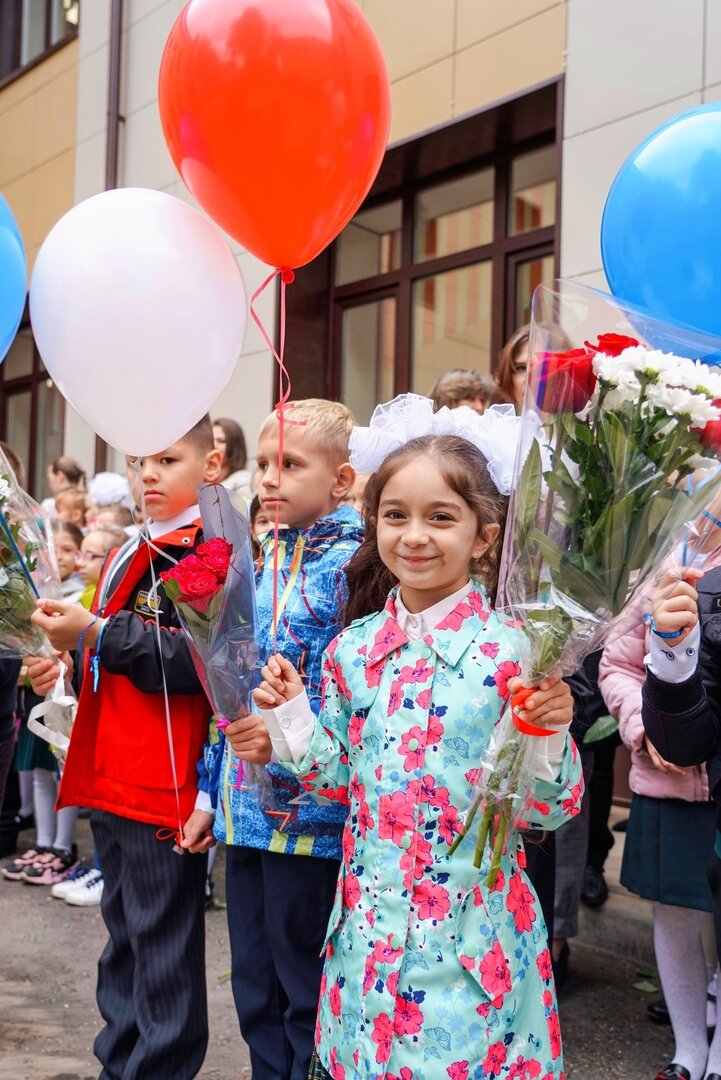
395, 580, 474, 640
146, 504, 200, 540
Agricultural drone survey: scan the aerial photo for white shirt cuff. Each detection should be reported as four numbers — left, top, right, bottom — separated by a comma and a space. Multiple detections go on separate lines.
194, 790, 213, 814
645, 623, 701, 684
259, 690, 316, 766
529, 722, 572, 782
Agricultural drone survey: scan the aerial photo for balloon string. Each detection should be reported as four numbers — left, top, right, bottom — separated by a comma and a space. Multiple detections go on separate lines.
250, 268, 295, 652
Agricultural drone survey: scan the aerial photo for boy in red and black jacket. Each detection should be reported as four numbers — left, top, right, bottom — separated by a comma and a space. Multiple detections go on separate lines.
28, 416, 229, 1080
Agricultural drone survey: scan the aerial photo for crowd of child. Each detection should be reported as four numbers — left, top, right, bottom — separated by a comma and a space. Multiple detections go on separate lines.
0, 329, 719, 1080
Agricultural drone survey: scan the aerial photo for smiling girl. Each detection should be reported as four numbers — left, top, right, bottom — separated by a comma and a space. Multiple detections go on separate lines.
251, 409, 583, 1080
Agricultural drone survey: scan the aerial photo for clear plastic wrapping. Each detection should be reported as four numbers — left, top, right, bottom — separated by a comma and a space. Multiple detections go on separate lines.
456, 280, 721, 882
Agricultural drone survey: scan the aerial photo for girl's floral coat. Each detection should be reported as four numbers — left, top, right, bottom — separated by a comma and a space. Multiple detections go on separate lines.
280, 585, 583, 1080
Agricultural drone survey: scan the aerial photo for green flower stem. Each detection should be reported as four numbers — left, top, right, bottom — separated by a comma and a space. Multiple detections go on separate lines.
487, 806, 509, 886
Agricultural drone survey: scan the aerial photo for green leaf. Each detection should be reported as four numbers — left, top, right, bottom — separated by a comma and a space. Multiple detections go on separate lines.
632, 980, 658, 994
527, 528, 563, 575
583, 714, 619, 744
162, 577, 182, 603
516, 438, 543, 540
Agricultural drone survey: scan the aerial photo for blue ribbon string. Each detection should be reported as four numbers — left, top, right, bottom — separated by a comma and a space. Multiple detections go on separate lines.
0, 510, 39, 598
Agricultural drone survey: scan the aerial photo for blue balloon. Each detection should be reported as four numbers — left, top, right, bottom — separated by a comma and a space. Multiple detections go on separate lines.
0, 194, 26, 364
602, 103, 721, 339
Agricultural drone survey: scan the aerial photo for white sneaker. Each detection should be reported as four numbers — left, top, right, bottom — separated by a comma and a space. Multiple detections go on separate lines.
50, 864, 95, 900
65, 870, 103, 907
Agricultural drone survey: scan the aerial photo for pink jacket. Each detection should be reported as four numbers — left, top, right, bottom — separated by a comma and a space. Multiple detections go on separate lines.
598, 548, 721, 802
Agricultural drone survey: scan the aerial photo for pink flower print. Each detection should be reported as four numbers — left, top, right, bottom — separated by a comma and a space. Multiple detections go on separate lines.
372, 934, 404, 965
562, 780, 584, 817
348, 712, 366, 746
467, 589, 490, 620
365, 658, 384, 688
398, 833, 432, 885
489, 867, 505, 891
378, 790, 416, 845
369, 620, 406, 664
357, 800, 375, 839
415, 687, 432, 710
436, 602, 473, 632
387, 1069, 413, 1080
438, 805, 462, 845
536, 947, 552, 982
547, 1007, 562, 1059
412, 880, 451, 921
388, 679, 405, 717
366, 908, 376, 928
481, 1043, 506, 1076
329, 981, 342, 1017
543, 989, 553, 1009
393, 995, 424, 1036
506, 871, 537, 933
342, 828, 355, 866
328, 1047, 346, 1080
459, 953, 476, 972
386, 969, 400, 998
493, 659, 522, 701
371, 1012, 394, 1064
362, 955, 378, 996
479, 941, 511, 998
426, 714, 444, 745
465, 767, 481, 786
349, 773, 365, 803
399, 726, 426, 771
480, 640, 500, 659
399, 658, 434, 684
420, 774, 450, 808
330, 659, 351, 701
472, 884, 483, 907
343, 870, 361, 910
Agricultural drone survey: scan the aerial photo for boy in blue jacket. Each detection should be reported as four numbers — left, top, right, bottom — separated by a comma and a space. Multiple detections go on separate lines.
198, 399, 362, 1080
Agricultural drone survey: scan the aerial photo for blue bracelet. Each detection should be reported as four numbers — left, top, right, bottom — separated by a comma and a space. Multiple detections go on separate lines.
647, 616, 684, 641
90, 619, 107, 692
77, 613, 100, 653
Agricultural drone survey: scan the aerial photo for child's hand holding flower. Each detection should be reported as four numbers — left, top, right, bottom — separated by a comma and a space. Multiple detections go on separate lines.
508, 672, 573, 730
652, 567, 703, 646
253, 654, 305, 709
32, 598, 104, 653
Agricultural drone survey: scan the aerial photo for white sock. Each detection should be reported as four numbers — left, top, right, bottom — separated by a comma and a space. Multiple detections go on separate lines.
18, 770, 33, 818
706, 970, 721, 1078
655, 902, 710, 1080
53, 805, 78, 854
708, 969, 718, 1032
33, 768, 57, 849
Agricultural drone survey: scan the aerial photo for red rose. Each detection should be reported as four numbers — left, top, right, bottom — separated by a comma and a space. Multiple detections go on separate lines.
196, 537, 232, 560
695, 399, 721, 451
584, 332, 639, 356
183, 570, 219, 599
531, 347, 597, 413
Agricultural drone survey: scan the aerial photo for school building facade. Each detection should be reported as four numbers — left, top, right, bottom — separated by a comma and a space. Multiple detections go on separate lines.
0, 0, 718, 488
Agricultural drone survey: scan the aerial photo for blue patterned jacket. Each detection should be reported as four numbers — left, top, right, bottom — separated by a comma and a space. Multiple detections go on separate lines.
213, 504, 363, 858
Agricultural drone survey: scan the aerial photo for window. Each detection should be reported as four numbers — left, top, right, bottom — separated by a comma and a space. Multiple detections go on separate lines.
1, 323, 64, 498
0, 0, 79, 84
284, 80, 560, 423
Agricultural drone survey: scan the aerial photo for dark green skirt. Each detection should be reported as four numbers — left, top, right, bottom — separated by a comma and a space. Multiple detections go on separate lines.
621, 793, 715, 911
14, 719, 56, 773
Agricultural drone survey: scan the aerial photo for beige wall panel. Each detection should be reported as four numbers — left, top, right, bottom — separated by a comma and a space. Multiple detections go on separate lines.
120, 100, 178, 189
456, 0, 564, 51
209, 346, 276, 465
0, 95, 36, 187
565, 0, 704, 137
706, 3, 721, 88
25, 150, 75, 270
390, 57, 454, 143
76, 45, 109, 143
73, 131, 107, 203
363, 0, 454, 82
79, 0, 111, 57
32, 65, 77, 167
0, 38, 77, 112
123, 4, 178, 117
455, 5, 565, 117
0, 177, 33, 272
560, 92, 701, 280
125, 0, 184, 29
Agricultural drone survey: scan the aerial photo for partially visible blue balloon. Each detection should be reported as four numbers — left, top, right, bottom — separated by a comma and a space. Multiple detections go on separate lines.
0, 195, 26, 363
602, 103, 721, 340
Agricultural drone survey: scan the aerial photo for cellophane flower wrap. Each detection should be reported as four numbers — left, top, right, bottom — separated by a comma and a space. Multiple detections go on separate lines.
457, 280, 721, 884
0, 448, 61, 659
160, 483, 269, 800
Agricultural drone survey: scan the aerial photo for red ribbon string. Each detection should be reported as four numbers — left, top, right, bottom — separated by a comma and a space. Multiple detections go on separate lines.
250, 268, 295, 652
511, 685, 557, 737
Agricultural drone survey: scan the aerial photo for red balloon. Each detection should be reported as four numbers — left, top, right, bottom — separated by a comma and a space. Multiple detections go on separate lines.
158, 0, 391, 270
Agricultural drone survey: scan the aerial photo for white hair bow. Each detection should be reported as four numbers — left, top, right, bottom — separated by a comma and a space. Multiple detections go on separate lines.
349, 394, 522, 495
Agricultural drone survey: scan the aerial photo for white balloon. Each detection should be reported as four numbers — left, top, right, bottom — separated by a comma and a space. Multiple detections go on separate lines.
30, 188, 247, 456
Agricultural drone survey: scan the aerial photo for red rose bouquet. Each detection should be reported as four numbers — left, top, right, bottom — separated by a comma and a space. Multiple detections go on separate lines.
453, 280, 721, 883
160, 484, 263, 782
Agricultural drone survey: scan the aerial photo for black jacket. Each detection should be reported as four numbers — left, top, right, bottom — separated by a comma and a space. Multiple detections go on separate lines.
642, 564, 721, 827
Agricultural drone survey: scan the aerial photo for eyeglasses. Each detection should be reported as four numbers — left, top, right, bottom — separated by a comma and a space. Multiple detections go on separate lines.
78, 551, 106, 563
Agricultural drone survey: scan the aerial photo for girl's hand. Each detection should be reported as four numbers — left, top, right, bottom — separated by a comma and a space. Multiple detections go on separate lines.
644, 735, 686, 775
651, 567, 703, 646
32, 599, 103, 653
508, 673, 573, 729
25, 651, 72, 696
253, 654, 304, 709
225, 713, 273, 764
181, 809, 217, 854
